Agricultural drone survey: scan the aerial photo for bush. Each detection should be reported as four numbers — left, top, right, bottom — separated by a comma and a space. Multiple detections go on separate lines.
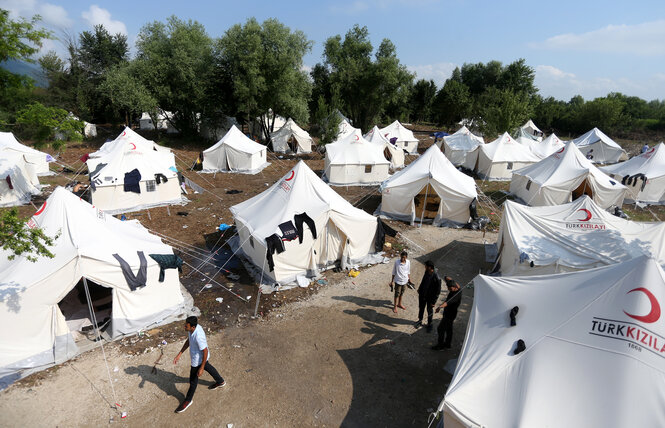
16, 102, 83, 144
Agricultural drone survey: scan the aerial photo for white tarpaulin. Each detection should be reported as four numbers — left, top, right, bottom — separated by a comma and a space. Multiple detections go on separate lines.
0, 152, 41, 207
602, 142, 665, 205
0, 132, 52, 176
377, 145, 477, 226
230, 161, 379, 284
0, 187, 187, 388
324, 129, 390, 185
441, 255, 665, 428
477, 132, 540, 180
440, 126, 484, 169
530, 133, 566, 159
571, 127, 628, 164
516, 119, 543, 141
270, 118, 313, 154
364, 125, 405, 169
496, 196, 665, 276
510, 142, 627, 209
380, 120, 419, 154
86, 127, 182, 214
202, 125, 269, 174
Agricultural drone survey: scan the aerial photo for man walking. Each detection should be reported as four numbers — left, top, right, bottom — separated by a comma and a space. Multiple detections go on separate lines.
390, 251, 411, 313
415, 260, 441, 332
432, 277, 462, 350
173, 316, 226, 413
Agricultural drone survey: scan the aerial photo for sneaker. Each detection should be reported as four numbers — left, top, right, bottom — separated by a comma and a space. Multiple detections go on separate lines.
209, 381, 226, 390
175, 400, 193, 413
426, 324, 433, 333
414, 321, 422, 328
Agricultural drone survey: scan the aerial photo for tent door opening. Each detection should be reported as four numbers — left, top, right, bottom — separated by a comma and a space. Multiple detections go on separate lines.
58, 278, 112, 344
572, 179, 593, 201
414, 184, 441, 220
383, 147, 393, 162
288, 136, 298, 154
314, 219, 347, 268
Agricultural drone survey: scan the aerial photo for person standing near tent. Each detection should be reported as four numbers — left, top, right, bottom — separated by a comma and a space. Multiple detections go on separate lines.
641, 143, 649, 154
432, 277, 462, 350
390, 251, 411, 314
173, 316, 226, 413
414, 260, 441, 332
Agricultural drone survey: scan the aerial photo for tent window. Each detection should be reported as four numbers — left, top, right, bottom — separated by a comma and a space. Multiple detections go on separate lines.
146, 180, 156, 192
249, 236, 254, 248
526, 180, 532, 190
365, 165, 372, 173
507, 162, 514, 170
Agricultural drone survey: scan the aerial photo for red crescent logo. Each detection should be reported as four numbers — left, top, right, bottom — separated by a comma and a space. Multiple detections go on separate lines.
646, 148, 655, 155
556, 147, 565, 154
624, 287, 661, 323
285, 171, 295, 181
355, 135, 359, 141
34, 202, 46, 216
577, 208, 592, 222
122, 131, 126, 136
129, 143, 136, 150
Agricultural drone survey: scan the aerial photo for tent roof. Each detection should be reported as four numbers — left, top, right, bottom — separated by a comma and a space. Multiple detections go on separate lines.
521, 119, 542, 133
443, 127, 484, 150
442, 255, 665, 428
270, 118, 312, 141
380, 120, 418, 143
530, 133, 566, 159
364, 125, 391, 145
204, 125, 266, 155
230, 160, 376, 240
572, 127, 622, 149
480, 132, 541, 162
326, 129, 390, 166
0, 132, 50, 159
337, 119, 358, 139
602, 142, 665, 178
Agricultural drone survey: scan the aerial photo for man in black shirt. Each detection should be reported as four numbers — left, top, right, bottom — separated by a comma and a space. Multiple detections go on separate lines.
414, 260, 441, 332
432, 276, 462, 350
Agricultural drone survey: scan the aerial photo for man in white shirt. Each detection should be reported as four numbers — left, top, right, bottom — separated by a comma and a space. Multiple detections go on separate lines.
173, 316, 226, 413
390, 251, 411, 314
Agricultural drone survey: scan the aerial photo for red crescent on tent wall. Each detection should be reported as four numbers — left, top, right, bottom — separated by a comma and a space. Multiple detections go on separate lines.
122, 131, 126, 136
577, 208, 592, 222
34, 202, 46, 216
624, 287, 661, 323
355, 135, 359, 141
556, 147, 565, 154
647, 148, 655, 154
129, 143, 136, 150
285, 171, 295, 181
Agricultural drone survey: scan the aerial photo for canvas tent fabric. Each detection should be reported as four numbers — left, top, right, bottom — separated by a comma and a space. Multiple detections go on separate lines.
571, 127, 628, 164
324, 129, 391, 185
601, 142, 665, 205
202, 125, 269, 174
0, 152, 41, 207
139, 111, 178, 133
0, 187, 187, 388
0, 132, 52, 176
439, 126, 484, 170
510, 142, 627, 209
270, 118, 313, 154
377, 145, 478, 226
337, 118, 358, 139
364, 125, 405, 169
441, 255, 665, 428
86, 127, 182, 214
530, 133, 566, 159
476, 132, 540, 180
380, 120, 419, 154
229, 161, 379, 284
495, 196, 665, 276
516, 119, 543, 141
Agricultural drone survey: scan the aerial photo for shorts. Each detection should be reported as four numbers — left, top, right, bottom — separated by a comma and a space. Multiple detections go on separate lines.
394, 283, 406, 298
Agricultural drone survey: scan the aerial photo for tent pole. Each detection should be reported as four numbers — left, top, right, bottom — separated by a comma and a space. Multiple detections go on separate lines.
419, 178, 430, 228
253, 287, 261, 317
254, 247, 267, 317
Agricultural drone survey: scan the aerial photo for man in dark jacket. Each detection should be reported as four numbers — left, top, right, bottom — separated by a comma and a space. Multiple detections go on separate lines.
432, 276, 462, 350
414, 260, 441, 332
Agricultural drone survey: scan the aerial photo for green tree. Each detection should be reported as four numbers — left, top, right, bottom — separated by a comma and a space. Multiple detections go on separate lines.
476, 87, 533, 136
409, 79, 436, 123
99, 64, 157, 126
16, 102, 83, 144
0, 208, 58, 262
432, 78, 471, 127
533, 96, 567, 132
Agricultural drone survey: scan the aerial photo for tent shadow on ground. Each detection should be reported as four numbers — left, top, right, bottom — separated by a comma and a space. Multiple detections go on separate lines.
416, 239, 490, 285
124, 365, 215, 403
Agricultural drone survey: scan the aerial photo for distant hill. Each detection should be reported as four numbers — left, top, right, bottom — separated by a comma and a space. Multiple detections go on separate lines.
1, 59, 48, 87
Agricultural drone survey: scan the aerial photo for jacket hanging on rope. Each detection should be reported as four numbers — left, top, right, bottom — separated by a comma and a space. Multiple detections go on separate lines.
149, 254, 183, 282
294, 213, 317, 244
123, 169, 141, 194
265, 234, 285, 272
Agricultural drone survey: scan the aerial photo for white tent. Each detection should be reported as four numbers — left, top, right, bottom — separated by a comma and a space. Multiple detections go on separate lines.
510, 142, 627, 209
0, 132, 52, 176
476, 132, 540, 180
337, 118, 357, 139
377, 145, 478, 226
229, 161, 379, 284
86, 127, 183, 214
202, 125, 269, 174
0, 152, 41, 207
249, 111, 287, 140
516, 119, 543, 141
324, 129, 391, 185
601, 143, 665, 205
0, 187, 188, 387
270, 118, 313, 154
139, 111, 178, 133
439, 126, 484, 169
495, 196, 665, 276
530, 133, 566, 159
441, 255, 665, 428
380, 120, 419, 154
364, 125, 405, 169
571, 127, 628, 164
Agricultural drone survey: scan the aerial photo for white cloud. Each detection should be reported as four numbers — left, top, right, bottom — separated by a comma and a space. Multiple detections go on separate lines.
532, 20, 665, 56
81, 5, 127, 35
1, 0, 72, 28
407, 62, 457, 87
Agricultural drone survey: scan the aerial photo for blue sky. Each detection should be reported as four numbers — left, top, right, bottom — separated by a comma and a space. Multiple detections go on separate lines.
3, 0, 665, 101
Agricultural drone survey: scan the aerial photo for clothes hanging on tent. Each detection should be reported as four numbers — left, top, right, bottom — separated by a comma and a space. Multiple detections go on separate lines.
265, 234, 285, 272
278, 221, 298, 242
154, 173, 168, 184
293, 213, 316, 243
149, 254, 183, 282
123, 169, 141, 193
88, 162, 107, 190
5, 175, 12, 190
375, 218, 397, 252
113, 251, 147, 290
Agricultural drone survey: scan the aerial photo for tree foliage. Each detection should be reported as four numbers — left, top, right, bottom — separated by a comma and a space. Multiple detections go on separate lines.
0, 208, 58, 262
16, 102, 83, 143
409, 79, 436, 123
99, 64, 157, 126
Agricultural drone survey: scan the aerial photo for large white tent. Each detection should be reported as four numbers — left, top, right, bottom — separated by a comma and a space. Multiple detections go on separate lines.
364, 125, 405, 169
86, 127, 182, 214
0, 132, 52, 176
336, 118, 357, 139
0, 152, 41, 207
476, 132, 540, 180
510, 142, 627, 209
139, 111, 178, 133
324, 129, 391, 185
440, 255, 665, 428
380, 120, 419, 154
495, 196, 665, 276
202, 125, 269, 174
571, 127, 628, 164
230, 161, 379, 284
602, 142, 665, 205
439, 126, 484, 169
516, 119, 543, 141
270, 118, 313, 154
530, 133, 566, 159
0, 187, 188, 387
377, 145, 478, 226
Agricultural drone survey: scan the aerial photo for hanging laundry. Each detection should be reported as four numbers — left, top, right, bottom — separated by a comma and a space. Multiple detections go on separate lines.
88, 162, 107, 190
294, 213, 317, 243
124, 169, 141, 193
149, 254, 183, 282
278, 221, 298, 241
154, 173, 168, 184
5, 175, 12, 190
265, 234, 285, 272
375, 218, 397, 252
113, 251, 147, 290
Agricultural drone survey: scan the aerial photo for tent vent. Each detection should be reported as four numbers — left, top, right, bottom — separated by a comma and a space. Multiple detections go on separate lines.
507, 162, 514, 170
509, 306, 519, 326
526, 180, 532, 190
513, 339, 526, 355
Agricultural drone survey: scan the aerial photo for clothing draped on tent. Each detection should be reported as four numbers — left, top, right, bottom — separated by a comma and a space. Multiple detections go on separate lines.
601, 142, 665, 205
